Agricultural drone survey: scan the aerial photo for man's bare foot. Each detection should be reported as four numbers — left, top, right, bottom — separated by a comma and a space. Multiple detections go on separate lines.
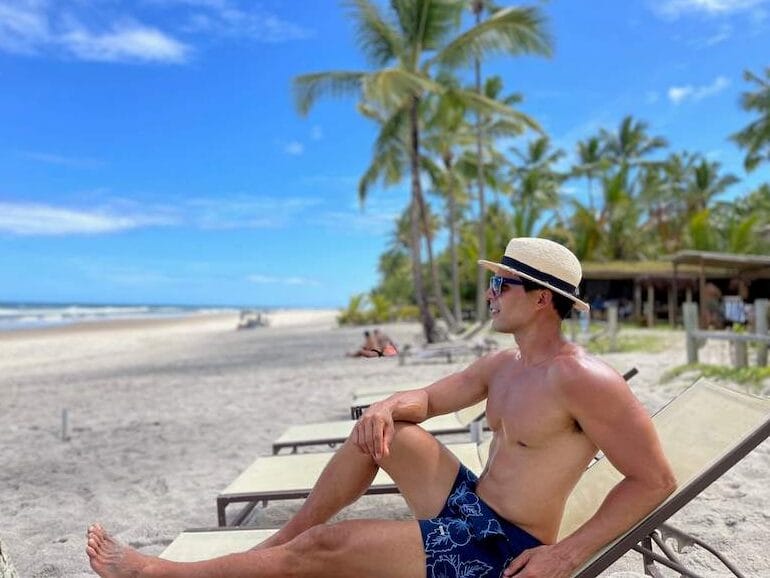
86, 524, 153, 578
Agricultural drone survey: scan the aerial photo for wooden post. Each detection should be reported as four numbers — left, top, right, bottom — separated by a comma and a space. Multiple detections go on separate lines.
667, 284, 676, 327
698, 259, 706, 328
683, 302, 699, 364
634, 282, 642, 323
646, 285, 655, 328
607, 303, 618, 352
756, 299, 768, 366
734, 339, 748, 368
61, 409, 70, 442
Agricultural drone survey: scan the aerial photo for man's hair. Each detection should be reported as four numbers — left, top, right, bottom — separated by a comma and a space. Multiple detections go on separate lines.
520, 278, 574, 320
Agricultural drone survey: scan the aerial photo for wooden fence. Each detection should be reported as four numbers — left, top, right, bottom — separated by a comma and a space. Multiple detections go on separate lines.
683, 299, 769, 367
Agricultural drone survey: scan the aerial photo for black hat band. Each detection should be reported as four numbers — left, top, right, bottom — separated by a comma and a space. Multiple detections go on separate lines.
501, 256, 580, 297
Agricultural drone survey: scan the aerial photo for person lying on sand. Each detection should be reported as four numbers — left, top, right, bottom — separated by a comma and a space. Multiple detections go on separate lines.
86, 237, 676, 578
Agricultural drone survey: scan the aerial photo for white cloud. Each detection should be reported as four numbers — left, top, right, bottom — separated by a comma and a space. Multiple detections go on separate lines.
60, 20, 190, 63
652, 0, 770, 19
0, 1, 190, 63
247, 274, 320, 286
161, 0, 313, 42
0, 202, 173, 235
284, 141, 304, 156
310, 126, 323, 141
0, 0, 49, 55
667, 75, 730, 104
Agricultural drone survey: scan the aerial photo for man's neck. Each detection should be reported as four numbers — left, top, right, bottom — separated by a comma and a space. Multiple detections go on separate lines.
511, 319, 566, 367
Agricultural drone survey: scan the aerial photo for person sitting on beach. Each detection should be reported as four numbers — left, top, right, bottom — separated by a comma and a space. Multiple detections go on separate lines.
86, 237, 676, 578
346, 330, 380, 357
373, 328, 398, 357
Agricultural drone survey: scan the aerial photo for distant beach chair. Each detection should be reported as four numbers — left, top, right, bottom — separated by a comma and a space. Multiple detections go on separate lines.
236, 310, 268, 330
273, 400, 487, 454
166, 378, 768, 577
399, 319, 496, 365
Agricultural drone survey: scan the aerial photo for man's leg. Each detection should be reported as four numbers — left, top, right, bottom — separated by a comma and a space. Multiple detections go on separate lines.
88, 519, 427, 578
260, 421, 460, 548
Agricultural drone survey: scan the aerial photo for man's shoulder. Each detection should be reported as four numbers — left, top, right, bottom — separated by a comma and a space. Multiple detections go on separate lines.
548, 351, 629, 402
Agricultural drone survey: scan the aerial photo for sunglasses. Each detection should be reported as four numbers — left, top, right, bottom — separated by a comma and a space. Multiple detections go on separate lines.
489, 275, 524, 297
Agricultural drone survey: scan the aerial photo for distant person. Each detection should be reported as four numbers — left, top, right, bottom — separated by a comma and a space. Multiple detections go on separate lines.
373, 328, 398, 357
346, 330, 380, 357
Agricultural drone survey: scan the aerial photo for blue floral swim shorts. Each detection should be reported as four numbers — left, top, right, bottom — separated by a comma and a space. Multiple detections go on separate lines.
418, 465, 542, 578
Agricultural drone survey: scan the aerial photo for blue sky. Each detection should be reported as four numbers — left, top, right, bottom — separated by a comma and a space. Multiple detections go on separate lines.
0, 0, 768, 308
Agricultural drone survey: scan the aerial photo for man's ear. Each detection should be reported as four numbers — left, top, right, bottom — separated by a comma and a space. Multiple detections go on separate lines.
537, 289, 552, 309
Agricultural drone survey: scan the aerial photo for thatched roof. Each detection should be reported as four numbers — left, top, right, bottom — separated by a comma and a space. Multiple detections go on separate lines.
668, 250, 770, 273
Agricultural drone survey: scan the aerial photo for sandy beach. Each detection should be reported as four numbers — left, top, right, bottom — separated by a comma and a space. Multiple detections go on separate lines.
1, 311, 767, 577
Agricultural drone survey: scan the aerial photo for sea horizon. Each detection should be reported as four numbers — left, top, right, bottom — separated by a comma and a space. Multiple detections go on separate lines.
0, 301, 338, 332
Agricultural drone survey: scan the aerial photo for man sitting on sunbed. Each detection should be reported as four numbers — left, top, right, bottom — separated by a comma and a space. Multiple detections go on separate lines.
87, 237, 676, 578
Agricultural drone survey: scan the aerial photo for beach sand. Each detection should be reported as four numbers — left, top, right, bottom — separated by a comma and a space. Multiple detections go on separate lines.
0, 312, 767, 577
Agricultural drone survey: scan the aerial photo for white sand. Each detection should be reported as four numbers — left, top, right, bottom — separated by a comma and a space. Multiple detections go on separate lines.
0, 313, 767, 577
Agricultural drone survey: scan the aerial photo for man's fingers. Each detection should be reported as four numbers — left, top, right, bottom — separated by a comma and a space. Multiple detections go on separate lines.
373, 419, 383, 458
503, 551, 530, 576
382, 420, 395, 458
365, 418, 376, 456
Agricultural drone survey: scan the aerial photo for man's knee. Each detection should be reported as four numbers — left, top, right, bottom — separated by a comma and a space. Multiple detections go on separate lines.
374, 421, 432, 466
286, 522, 354, 559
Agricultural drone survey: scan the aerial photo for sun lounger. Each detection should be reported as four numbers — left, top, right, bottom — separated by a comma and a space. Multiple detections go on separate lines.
216, 440, 484, 527
566, 378, 769, 577
178, 377, 767, 576
274, 400, 487, 454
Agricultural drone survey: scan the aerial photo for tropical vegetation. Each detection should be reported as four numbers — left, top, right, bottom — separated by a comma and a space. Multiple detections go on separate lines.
293, 2, 770, 336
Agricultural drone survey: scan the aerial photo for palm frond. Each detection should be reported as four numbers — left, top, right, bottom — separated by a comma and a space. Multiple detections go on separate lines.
362, 68, 445, 109
433, 6, 551, 69
294, 72, 366, 116
450, 87, 541, 132
346, 0, 403, 66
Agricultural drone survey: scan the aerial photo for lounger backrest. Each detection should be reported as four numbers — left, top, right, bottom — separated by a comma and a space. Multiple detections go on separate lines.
558, 379, 770, 575
454, 400, 487, 427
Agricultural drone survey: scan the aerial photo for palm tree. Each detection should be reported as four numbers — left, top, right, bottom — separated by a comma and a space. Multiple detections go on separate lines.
572, 135, 607, 213
508, 136, 565, 236
731, 67, 770, 172
294, 0, 551, 341
600, 115, 668, 171
686, 158, 739, 214
357, 100, 459, 331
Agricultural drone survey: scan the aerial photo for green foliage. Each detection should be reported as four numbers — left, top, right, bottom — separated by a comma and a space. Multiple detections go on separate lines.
584, 333, 670, 355
662, 364, 770, 390
337, 293, 370, 325
731, 67, 770, 172
337, 291, 420, 326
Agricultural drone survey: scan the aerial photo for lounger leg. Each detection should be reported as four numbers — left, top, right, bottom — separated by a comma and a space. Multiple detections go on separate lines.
640, 535, 661, 577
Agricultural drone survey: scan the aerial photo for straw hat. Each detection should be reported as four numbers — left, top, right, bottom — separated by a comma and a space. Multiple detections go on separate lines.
478, 237, 590, 312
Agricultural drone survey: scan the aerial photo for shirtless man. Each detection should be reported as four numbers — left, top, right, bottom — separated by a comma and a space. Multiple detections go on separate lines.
86, 237, 676, 578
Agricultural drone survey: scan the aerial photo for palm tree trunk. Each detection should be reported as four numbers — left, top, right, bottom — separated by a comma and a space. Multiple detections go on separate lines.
409, 97, 437, 342
448, 183, 462, 322
416, 186, 458, 333
474, 55, 488, 324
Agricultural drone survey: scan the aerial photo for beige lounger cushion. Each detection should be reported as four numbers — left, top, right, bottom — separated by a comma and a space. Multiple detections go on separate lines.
221, 441, 484, 499
160, 529, 277, 562
276, 401, 487, 449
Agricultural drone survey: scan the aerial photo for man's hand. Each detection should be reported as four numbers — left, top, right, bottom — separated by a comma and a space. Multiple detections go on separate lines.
352, 402, 395, 460
502, 544, 579, 577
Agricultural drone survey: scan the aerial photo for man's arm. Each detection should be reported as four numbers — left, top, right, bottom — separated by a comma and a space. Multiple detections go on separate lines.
352, 353, 495, 459
504, 359, 677, 578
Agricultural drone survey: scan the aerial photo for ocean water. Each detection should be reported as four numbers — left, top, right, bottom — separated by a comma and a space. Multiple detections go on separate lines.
0, 302, 239, 331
